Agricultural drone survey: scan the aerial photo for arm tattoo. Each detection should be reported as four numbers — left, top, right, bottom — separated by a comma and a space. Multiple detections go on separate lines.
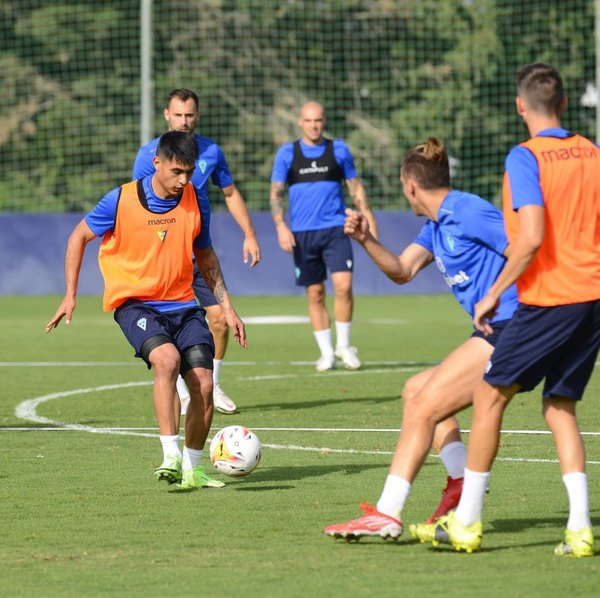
198, 247, 228, 303
270, 182, 286, 219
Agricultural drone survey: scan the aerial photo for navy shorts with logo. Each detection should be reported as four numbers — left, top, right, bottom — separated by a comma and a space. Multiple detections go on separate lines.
191, 262, 218, 308
293, 225, 353, 287
484, 300, 600, 400
114, 300, 214, 369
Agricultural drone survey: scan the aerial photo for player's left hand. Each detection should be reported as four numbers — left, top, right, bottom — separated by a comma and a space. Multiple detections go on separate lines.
243, 235, 261, 268
225, 309, 247, 348
473, 294, 499, 336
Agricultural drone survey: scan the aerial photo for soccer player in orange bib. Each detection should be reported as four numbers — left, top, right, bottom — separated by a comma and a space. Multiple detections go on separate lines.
412, 64, 600, 557
46, 131, 247, 491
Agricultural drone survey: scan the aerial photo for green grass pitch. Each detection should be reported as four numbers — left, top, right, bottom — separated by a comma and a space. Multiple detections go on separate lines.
1, 295, 599, 596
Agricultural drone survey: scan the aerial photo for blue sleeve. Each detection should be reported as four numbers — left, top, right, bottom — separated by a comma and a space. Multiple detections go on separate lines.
456, 199, 508, 256
413, 221, 434, 253
505, 146, 544, 210
132, 146, 156, 180
193, 195, 212, 249
209, 145, 234, 189
84, 188, 121, 237
334, 139, 358, 180
270, 144, 293, 183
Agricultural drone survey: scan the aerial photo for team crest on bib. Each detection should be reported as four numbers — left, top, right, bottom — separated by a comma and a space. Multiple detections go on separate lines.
136, 317, 147, 331
157, 230, 167, 242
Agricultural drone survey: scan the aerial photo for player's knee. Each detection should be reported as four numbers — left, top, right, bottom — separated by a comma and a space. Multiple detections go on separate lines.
401, 375, 421, 404
142, 335, 180, 374
208, 312, 228, 337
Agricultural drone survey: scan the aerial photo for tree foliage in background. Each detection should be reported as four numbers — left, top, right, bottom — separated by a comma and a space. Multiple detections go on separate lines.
0, 0, 595, 212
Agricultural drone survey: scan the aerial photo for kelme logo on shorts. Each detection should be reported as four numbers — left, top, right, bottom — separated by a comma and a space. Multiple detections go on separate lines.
295, 267, 301, 279
346, 259, 353, 269
157, 230, 167, 242
136, 317, 147, 331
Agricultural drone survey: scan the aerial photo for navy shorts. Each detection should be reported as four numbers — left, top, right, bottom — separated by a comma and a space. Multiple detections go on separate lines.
114, 300, 214, 369
292, 226, 353, 287
470, 319, 509, 347
192, 263, 218, 308
484, 300, 600, 400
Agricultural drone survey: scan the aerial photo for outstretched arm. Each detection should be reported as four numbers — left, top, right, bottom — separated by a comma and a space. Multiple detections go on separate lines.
346, 177, 379, 240
194, 245, 247, 348
45, 219, 97, 332
220, 183, 260, 267
344, 208, 432, 284
270, 181, 295, 253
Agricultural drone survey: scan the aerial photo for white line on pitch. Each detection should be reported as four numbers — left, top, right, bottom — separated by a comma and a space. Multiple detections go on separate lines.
0, 360, 438, 367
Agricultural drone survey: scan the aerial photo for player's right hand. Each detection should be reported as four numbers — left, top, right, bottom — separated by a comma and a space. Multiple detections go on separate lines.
344, 208, 369, 242
45, 297, 76, 333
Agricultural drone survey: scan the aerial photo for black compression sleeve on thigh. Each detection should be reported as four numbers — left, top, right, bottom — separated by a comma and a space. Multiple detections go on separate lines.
140, 334, 172, 362
180, 344, 214, 376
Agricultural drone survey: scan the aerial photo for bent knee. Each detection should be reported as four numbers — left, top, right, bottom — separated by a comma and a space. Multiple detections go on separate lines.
148, 343, 181, 375
401, 376, 422, 404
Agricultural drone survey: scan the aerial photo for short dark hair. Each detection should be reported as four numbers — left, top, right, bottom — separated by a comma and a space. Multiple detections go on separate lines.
165, 88, 200, 111
401, 137, 450, 190
516, 63, 564, 116
156, 131, 199, 167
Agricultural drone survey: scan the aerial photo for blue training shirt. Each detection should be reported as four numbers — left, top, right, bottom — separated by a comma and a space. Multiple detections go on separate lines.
414, 190, 519, 322
270, 138, 358, 232
85, 175, 210, 313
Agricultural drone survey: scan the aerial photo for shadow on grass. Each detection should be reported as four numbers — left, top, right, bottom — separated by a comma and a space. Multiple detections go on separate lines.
240, 394, 402, 412
227, 462, 388, 489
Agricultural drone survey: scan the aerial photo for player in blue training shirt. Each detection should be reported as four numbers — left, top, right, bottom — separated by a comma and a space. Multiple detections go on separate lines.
270, 101, 378, 372
133, 88, 260, 415
324, 137, 518, 541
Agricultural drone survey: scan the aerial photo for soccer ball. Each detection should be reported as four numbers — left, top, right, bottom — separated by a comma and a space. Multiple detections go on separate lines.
209, 425, 261, 477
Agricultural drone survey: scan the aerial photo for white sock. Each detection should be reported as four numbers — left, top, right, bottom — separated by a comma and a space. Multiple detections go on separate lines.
335, 321, 352, 350
176, 375, 190, 400
439, 441, 467, 480
159, 434, 181, 460
182, 446, 204, 472
376, 474, 411, 521
314, 328, 334, 357
454, 468, 490, 526
563, 472, 592, 531
213, 359, 223, 386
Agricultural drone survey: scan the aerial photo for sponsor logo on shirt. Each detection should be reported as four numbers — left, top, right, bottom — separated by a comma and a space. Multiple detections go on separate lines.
435, 256, 470, 287
148, 217, 176, 225
442, 270, 471, 287
540, 145, 600, 163
299, 160, 329, 175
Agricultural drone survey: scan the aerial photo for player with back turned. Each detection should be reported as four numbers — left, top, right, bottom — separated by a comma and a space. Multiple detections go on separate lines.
413, 63, 600, 557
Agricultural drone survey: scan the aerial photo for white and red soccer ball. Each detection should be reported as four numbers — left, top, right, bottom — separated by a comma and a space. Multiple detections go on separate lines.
209, 425, 262, 477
